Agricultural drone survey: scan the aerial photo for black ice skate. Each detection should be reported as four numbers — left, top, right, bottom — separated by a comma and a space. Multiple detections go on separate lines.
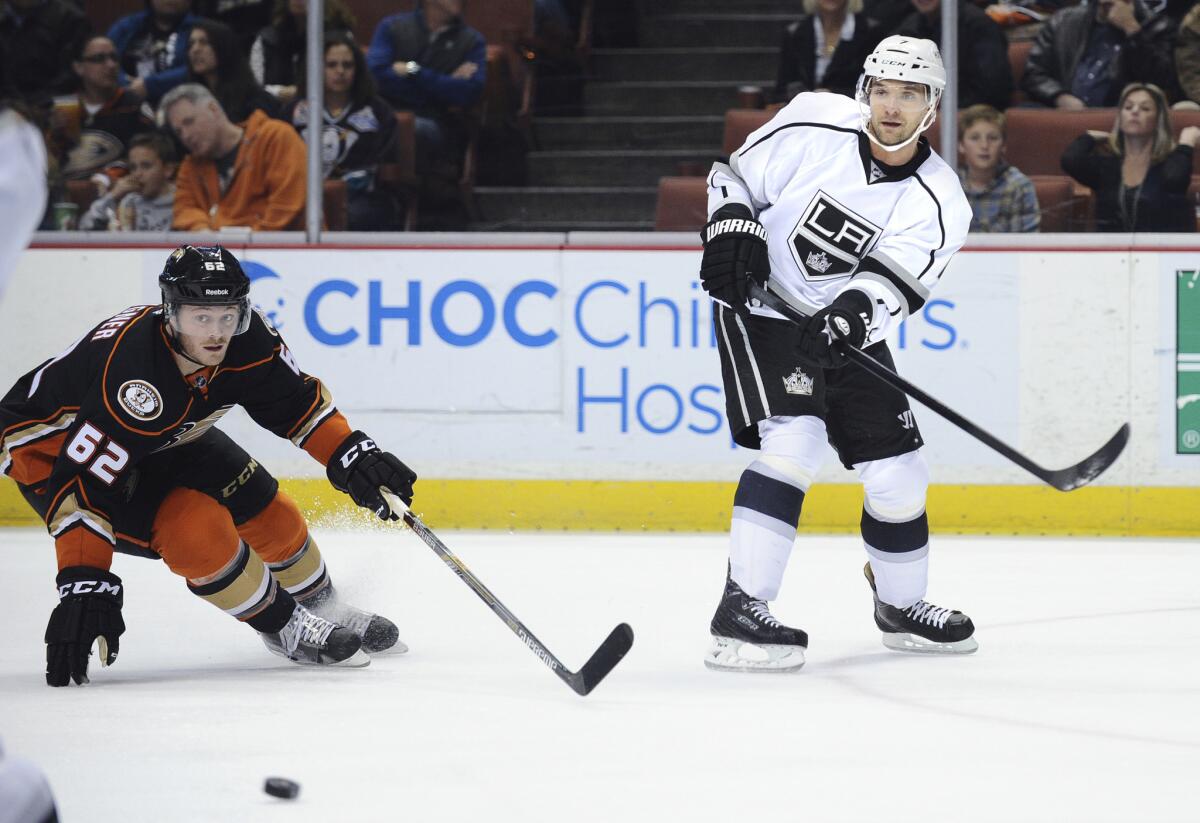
305, 586, 406, 655
864, 563, 978, 654
260, 604, 371, 667
705, 573, 808, 673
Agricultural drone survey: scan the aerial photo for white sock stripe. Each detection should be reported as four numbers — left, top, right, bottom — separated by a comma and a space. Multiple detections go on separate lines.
283, 558, 327, 595
751, 456, 813, 491
732, 506, 800, 540
225, 566, 274, 617
864, 542, 929, 563
864, 497, 926, 523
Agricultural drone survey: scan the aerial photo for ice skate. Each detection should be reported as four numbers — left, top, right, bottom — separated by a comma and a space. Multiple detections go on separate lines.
705, 574, 807, 673
864, 563, 978, 654
260, 604, 371, 667
305, 586, 406, 655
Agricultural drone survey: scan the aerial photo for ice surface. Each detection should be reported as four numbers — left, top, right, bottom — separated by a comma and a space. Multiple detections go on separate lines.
2, 527, 1198, 822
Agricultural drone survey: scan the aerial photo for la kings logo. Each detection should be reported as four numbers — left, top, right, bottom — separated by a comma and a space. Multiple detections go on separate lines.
789, 190, 881, 281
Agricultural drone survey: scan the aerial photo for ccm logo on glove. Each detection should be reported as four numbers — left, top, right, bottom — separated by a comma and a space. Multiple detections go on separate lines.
58, 580, 122, 598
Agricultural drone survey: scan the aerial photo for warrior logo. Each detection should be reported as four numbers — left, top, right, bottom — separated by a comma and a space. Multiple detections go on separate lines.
897, 410, 916, 430
783, 367, 814, 396
117, 380, 163, 421
789, 190, 881, 280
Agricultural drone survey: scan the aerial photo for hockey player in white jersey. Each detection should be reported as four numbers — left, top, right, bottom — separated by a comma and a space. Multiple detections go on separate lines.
699, 36, 976, 672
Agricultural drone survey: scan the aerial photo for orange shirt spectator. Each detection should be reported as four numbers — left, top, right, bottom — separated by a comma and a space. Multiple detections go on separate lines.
161, 82, 305, 231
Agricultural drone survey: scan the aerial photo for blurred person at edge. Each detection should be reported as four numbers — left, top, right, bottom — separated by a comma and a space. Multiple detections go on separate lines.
1023, 0, 1180, 109
51, 35, 155, 192
0, 737, 57, 823
957, 104, 1039, 232
186, 18, 281, 123
0, 101, 48, 297
108, 0, 198, 106
162, 82, 304, 231
286, 32, 400, 231
80, 131, 178, 231
1061, 82, 1198, 232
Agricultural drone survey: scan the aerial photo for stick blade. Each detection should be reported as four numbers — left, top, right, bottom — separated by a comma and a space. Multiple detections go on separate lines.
567, 623, 634, 697
1046, 423, 1130, 491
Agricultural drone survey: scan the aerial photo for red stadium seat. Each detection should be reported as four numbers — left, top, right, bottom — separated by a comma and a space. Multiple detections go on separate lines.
1008, 40, 1034, 106
723, 108, 774, 156
1004, 108, 1117, 177
1027, 174, 1088, 232
655, 176, 709, 232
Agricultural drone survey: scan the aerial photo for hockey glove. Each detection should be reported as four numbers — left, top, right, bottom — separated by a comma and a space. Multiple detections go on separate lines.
45, 566, 125, 687
795, 289, 872, 369
327, 430, 418, 521
699, 204, 770, 317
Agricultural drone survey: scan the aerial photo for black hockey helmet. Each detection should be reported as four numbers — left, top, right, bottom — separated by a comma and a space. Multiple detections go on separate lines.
159, 244, 252, 335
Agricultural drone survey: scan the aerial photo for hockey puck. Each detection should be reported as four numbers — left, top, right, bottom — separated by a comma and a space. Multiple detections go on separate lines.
263, 777, 300, 799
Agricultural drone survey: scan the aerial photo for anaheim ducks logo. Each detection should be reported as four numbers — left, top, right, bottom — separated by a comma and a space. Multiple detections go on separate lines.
118, 379, 163, 421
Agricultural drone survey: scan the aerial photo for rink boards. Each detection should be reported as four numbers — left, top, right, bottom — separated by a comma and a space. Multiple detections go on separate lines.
2, 234, 1197, 536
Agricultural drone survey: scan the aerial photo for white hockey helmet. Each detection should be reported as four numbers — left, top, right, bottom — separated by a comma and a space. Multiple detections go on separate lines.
856, 36, 946, 151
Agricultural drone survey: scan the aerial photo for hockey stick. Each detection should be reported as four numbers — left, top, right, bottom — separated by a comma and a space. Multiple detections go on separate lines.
382, 491, 634, 696
746, 282, 1130, 492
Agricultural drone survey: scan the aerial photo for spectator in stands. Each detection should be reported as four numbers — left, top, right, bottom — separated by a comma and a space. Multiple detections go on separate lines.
188, 19, 281, 123
194, 0, 273, 55
956, 104, 1040, 232
286, 32, 400, 230
161, 82, 305, 230
1022, 0, 1179, 109
0, 0, 91, 106
1061, 83, 1197, 232
895, 0, 1012, 110
250, 0, 356, 104
80, 131, 178, 231
366, 0, 486, 174
1176, 4, 1200, 108
774, 0, 883, 101
53, 36, 156, 186
108, 0, 197, 106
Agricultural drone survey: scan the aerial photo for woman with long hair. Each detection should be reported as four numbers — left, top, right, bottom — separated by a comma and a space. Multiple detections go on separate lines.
250, 0, 357, 103
1061, 82, 1199, 232
187, 19, 281, 123
284, 31, 400, 230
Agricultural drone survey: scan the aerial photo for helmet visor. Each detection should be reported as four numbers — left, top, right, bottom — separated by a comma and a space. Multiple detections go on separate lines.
165, 298, 252, 337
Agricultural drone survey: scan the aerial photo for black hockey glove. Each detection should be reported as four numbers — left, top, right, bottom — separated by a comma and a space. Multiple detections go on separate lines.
45, 566, 125, 687
699, 204, 770, 317
327, 430, 417, 521
795, 289, 872, 369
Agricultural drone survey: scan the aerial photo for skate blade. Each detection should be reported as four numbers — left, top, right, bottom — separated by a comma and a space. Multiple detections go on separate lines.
366, 639, 409, 656
881, 632, 979, 655
704, 636, 806, 673
330, 648, 372, 667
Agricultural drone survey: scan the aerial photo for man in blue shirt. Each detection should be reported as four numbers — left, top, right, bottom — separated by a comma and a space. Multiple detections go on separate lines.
366, 0, 486, 174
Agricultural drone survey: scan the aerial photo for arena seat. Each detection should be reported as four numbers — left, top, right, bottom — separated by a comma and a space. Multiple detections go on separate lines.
1028, 175, 1086, 232
654, 176, 709, 231
1004, 108, 1117, 176
1007, 39, 1034, 106
723, 108, 774, 156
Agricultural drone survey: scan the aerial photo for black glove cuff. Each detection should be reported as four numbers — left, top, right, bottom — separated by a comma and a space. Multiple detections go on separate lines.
703, 214, 768, 247
55, 566, 123, 606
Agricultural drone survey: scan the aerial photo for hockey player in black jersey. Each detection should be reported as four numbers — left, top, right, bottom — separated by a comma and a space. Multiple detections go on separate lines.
699, 36, 977, 671
0, 245, 418, 686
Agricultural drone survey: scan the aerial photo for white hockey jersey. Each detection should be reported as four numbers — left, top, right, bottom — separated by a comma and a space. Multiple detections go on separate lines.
707, 92, 971, 344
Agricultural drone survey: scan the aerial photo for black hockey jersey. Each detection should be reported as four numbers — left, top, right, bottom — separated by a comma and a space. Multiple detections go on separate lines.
0, 305, 351, 571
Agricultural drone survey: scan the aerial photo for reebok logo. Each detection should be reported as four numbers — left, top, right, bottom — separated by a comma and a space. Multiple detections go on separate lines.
205, 288, 229, 296
706, 218, 767, 244
58, 580, 121, 598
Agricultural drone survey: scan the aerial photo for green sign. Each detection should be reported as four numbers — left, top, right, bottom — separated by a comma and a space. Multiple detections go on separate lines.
1180, 269, 1200, 454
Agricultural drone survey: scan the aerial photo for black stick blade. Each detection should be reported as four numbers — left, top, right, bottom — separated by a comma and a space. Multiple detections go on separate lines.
1044, 423, 1130, 492
566, 623, 634, 697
